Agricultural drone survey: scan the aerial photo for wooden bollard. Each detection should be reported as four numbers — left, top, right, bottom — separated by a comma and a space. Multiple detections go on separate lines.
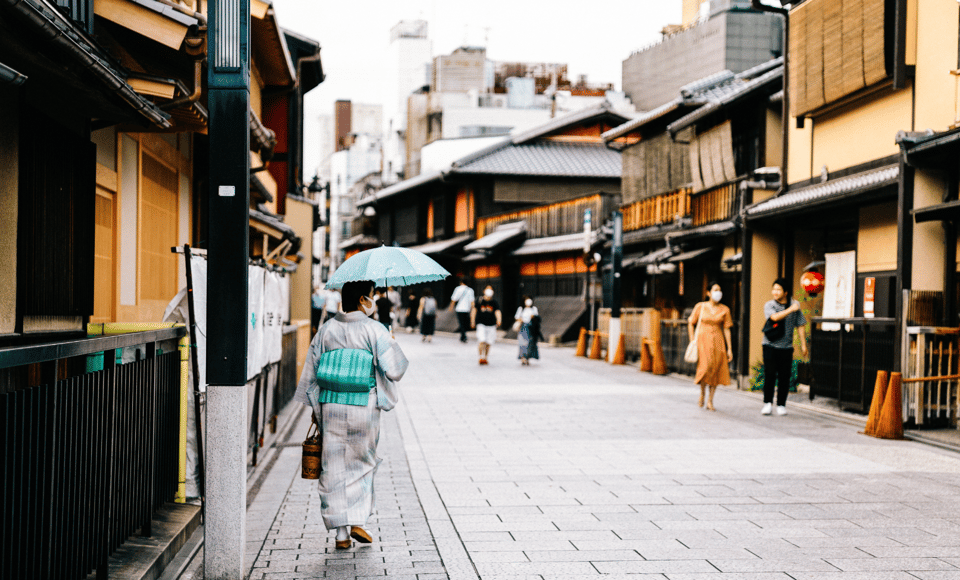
574, 327, 588, 357
588, 329, 603, 360
611, 334, 626, 365
863, 370, 889, 437
639, 340, 652, 372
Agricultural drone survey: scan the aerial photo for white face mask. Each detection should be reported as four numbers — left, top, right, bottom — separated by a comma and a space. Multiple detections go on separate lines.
525, 299, 533, 307
711, 290, 723, 303
359, 296, 376, 317
484, 289, 494, 298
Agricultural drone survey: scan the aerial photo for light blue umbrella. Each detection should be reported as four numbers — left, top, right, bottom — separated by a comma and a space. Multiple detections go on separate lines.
325, 245, 451, 290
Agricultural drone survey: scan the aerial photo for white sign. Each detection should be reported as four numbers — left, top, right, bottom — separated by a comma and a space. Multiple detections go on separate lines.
218, 185, 235, 197
822, 250, 856, 331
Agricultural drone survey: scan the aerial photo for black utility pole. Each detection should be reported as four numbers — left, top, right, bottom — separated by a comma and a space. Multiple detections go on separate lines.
611, 211, 623, 318
205, 0, 250, 577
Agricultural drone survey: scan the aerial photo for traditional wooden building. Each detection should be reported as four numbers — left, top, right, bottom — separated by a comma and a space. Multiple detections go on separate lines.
357, 103, 628, 339
603, 59, 783, 344
743, 0, 959, 412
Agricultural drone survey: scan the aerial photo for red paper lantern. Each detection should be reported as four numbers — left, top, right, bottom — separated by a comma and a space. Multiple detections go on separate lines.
801, 271, 824, 295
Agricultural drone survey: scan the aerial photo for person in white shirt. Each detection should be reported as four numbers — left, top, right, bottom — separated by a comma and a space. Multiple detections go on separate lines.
322, 289, 341, 324
449, 279, 476, 343
514, 295, 542, 365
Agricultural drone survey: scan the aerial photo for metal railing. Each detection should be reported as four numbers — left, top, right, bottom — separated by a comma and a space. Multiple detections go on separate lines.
809, 317, 897, 412
0, 327, 186, 579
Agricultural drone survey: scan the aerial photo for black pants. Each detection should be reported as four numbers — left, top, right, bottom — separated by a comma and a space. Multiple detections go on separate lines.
762, 345, 793, 406
456, 312, 471, 341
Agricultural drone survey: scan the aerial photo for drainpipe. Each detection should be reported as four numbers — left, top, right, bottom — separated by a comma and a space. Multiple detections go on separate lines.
3, 0, 172, 128
751, 0, 789, 193
160, 37, 204, 111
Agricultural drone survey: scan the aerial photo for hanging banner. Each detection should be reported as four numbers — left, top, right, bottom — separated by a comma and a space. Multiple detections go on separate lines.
864, 277, 876, 318
822, 250, 856, 331
248, 265, 265, 380
264, 271, 283, 364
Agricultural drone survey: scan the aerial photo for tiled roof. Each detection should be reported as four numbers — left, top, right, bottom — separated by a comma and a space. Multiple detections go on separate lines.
356, 171, 443, 207
603, 57, 783, 142
452, 141, 621, 178
510, 103, 631, 145
406, 234, 472, 255
746, 165, 900, 218
668, 65, 783, 134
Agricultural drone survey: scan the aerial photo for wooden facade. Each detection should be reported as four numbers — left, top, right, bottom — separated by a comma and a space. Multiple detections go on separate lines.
622, 190, 691, 231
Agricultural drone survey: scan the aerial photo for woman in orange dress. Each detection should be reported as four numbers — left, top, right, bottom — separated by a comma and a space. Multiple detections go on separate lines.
687, 282, 733, 411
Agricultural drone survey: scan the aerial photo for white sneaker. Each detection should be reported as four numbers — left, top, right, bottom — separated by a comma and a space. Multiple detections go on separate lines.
776, 406, 787, 416
761, 403, 772, 415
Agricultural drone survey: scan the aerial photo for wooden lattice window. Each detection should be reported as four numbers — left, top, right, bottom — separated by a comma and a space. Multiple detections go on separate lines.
139, 153, 179, 302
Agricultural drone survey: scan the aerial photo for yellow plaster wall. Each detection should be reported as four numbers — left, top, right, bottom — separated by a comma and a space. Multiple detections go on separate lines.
811, 89, 912, 174
913, 171, 947, 290
285, 197, 314, 323
747, 230, 779, 378
786, 120, 813, 185
250, 63, 263, 118
858, 201, 898, 272
914, 0, 960, 131
0, 90, 17, 334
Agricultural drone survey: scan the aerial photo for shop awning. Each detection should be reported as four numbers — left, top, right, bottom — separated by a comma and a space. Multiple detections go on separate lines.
462, 252, 488, 263
913, 200, 960, 223
511, 232, 595, 257
623, 246, 675, 270
745, 164, 899, 220
665, 221, 736, 244
406, 234, 472, 256
668, 247, 715, 263
621, 223, 684, 246
464, 222, 526, 253
339, 234, 380, 250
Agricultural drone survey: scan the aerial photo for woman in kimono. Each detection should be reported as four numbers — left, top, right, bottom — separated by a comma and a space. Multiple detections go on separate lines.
295, 280, 409, 549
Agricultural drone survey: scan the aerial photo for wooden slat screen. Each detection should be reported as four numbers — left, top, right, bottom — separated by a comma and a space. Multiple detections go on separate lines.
620, 133, 691, 205
621, 189, 691, 232
476, 194, 603, 239
790, 0, 888, 117
690, 121, 737, 192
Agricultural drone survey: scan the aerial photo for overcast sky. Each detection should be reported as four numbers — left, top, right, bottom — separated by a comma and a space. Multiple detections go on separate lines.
270, 0, 684, 179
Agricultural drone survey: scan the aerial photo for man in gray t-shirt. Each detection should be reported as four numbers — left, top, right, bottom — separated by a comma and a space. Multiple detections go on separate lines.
761, 278, 808, 416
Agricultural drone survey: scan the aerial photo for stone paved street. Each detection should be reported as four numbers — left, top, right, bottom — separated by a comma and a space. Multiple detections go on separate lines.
245, 331, 960, 580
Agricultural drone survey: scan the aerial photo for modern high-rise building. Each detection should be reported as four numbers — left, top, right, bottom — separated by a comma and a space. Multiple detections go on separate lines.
382, 20, 432, 185
622, 0, 782, 111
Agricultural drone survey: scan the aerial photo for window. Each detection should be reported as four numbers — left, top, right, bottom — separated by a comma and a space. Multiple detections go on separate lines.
139, 152, 178, 302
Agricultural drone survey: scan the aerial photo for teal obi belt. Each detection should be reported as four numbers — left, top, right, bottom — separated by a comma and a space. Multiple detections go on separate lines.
315, 348, 376, 406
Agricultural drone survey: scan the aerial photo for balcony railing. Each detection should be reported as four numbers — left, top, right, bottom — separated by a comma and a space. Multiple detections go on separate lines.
477, 194, 606, 238
691, 181, 739, 226
809, 317, 897, 412
0, 327, 186, 579
622, 189, 691, 232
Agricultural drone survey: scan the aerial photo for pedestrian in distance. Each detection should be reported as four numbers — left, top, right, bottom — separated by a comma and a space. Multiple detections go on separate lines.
404, 290, 419, 333
450, 278, 475, 343
311, 285, 325, 335
418, 288, 437, 342
295, 280, 409, 550
514, 295, 543, 365
321, 288, 341, 324
472, 285, 501, 365
761, 277, 808, 416
687, 282, 733, 411
387, 286, 402, 325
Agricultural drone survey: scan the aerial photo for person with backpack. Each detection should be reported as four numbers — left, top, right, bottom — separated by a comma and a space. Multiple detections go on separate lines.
418, 288, 437, 342
761, 277, 808, 416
